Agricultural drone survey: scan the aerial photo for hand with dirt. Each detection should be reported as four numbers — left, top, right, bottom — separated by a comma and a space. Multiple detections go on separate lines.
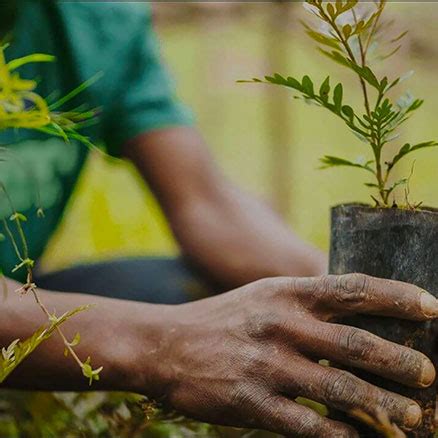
149, 274, 437, 437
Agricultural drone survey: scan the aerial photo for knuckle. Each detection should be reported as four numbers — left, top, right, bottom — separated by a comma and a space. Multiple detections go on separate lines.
244, 312, 286, 341
229, 384, 272, 423
338, 327, 374, 362
251, 277, 298, 302
272, 277, 300, 299
260, 276, 293, 291
296, 275, 330, 301
235, 344, 277, 384
294, 411, 324, 437
321, 371, 359, 406
251, 277, 279, 291
229, 382, 255, 409
333, 273, 370, 305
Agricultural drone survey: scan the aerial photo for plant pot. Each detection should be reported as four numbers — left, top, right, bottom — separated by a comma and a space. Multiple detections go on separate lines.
329, 204, 438, 438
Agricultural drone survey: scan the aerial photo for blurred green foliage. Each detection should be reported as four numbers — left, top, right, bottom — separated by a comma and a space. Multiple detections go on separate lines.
0, 391, 279, 437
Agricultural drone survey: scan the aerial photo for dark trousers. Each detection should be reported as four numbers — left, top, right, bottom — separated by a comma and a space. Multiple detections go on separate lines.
34, 257, 211, 304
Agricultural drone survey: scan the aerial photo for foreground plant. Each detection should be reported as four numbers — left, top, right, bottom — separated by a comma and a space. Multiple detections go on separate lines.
240, 0, 437, 207
0, 44, 102, 384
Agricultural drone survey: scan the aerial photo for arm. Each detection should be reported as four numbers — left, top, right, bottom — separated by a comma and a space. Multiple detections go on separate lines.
123, 126, 327, 289
0, 278, 166, 394
1, 274, 437, 436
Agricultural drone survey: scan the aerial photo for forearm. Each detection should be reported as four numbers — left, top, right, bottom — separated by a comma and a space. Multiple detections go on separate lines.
0, 278, 171, 395
124, 127, 327, 289
169, 182, 327, 288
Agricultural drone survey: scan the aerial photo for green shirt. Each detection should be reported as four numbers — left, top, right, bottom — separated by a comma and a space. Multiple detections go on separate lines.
0, 1, 192, 281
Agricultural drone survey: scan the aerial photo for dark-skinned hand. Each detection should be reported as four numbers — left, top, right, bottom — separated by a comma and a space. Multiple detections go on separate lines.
150, 274, 437, 437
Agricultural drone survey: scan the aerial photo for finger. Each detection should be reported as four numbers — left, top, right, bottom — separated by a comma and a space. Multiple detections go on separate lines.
295, 274, 438, 320
305, 322, 435, 388
254, 395, 358, 438
283, 360, 422, 431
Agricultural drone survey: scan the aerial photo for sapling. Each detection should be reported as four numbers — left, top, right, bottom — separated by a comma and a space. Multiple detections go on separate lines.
0, 44, 102, 385
240, 0, 438, 208
241, 2, 438, 436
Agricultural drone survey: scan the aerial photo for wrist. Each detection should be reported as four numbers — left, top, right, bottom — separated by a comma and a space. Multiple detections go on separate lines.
110, 302, 179, 398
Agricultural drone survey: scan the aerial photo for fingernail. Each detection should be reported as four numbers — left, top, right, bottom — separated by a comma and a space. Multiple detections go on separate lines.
404, 403, 422, 429
420, 360, 436, 387
420, 292, 438, 317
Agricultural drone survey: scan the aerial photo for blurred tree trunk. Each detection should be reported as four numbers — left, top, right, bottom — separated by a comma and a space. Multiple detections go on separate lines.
265, 2, 295, 220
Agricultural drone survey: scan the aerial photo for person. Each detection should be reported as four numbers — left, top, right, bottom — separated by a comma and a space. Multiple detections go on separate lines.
0, 3, 436, 437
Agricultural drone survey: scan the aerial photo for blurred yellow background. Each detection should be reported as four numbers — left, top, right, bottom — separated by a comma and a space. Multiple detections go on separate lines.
41, 2, 438, 273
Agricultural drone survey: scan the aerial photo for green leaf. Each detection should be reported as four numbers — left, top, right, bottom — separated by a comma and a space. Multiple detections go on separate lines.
384, 72, 414, 94
378, 45, 402, 62
239, 72, 368, 141
388, 141, 438, 171
273, 73, 288, 85
326, 2, 336, 19
374, 99, 393, 121
341, 105, 354, 122
239, 73, 304, 94
353, 20, 366, 36
9, 212, 27, 222
319, 49, 380, 90
56, 305, 93, 326
319, 49, 351, 68
69, 332, 81, 348
286, 76, 302, 90
49, 71, 104, 111
82, 363, 94, 385
0, 304, 90, 383
356, 66, 380, 89
409, 141, 438, 153
335, 0, 343, 12
11, 258, 34, 273
0, 233, 5, 242
333, 83, 343, 112
342, 24, 352, 39
352, 131, 370, 143
337, 0, 358, 14
407, 99, 424, 113
81, 357, 103, 386
305, 29, 341, 50
319, 155, 374, 173
385, 178, 409, 196
303, 1, 323, 18
319, 76, 330, 102
391, 30, 409, 43
7, 54, 55, 71
379, 77, 388, 93
301, 75, 314, 96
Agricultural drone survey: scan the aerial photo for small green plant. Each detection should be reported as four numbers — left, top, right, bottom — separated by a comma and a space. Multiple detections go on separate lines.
240, 0, 438, 207
0, 44, 102, 385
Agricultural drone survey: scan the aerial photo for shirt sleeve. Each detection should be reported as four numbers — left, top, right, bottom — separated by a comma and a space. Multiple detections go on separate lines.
102, 6, 193, 157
